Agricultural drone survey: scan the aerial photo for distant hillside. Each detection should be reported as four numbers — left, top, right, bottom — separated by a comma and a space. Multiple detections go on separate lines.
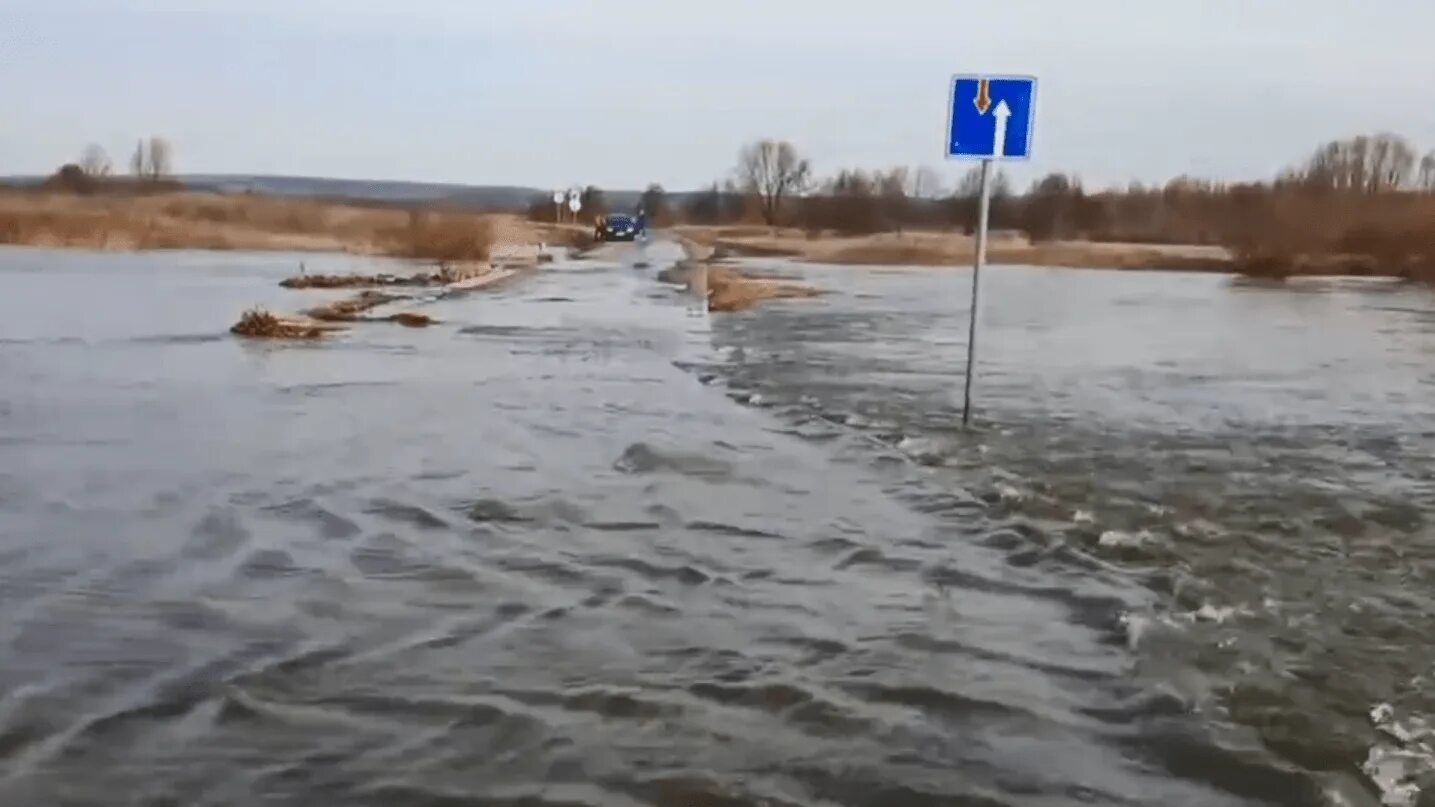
181, 175, 546, 209
0, 173, 698, 213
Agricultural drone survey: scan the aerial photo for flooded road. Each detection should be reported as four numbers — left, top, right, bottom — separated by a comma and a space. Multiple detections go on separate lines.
2, 244, 1433, 806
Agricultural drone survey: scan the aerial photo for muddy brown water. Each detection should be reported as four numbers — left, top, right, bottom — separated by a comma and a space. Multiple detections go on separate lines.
2, 243, 1434, 807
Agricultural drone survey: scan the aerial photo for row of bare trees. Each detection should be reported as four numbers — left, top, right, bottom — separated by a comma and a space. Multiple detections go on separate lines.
1284, 133, 1435, 193
74, 137, 174, 181
708, 134, 1435, 278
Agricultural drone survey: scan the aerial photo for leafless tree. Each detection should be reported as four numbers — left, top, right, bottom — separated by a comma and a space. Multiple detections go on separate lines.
953, 165, 1011, 199
1300, 133, 1415, 193
79, 144, 112, 177
579, 185, 605, 215
736, 139, 811, 225
146, 136, 172, 180
130, 136, 173, 180
954, 166, 984, 199
640, 183, 668, 220
130, 139, 147, 177
1419, 152, 1435, 192
876, 166, 909, 198
910, 165, 944, 199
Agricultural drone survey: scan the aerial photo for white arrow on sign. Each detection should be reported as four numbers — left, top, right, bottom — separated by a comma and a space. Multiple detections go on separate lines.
992, 99, 1012, 158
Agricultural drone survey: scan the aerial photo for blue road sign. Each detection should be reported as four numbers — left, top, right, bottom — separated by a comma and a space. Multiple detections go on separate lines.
946, 75, 1037, 160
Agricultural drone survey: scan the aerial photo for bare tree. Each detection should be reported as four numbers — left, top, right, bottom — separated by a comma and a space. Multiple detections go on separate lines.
146, 136, 172, 180
874, 167, 911, 230
130, 136, 173, 180
79, 144, 112, 177
954, 166, 984, 199
130, 139, 147, 177
579, 185, 605, 215
876, 166, 909, 198
910, 165, 944, 199
1300, 133, 1415, 193
736, 139, 811, 226
1419, 152, 1435, 192
639, 183, 668, 220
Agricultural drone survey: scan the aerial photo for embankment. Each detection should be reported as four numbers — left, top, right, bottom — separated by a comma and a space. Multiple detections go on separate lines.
667, 242, 822, 312
673, 226, 1233, 272
0, 189, 585, 264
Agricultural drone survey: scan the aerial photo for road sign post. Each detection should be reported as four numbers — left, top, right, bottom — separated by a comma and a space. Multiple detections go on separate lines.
567, 188, 582, 222
552, 190, 564, 223
945, 74, 1037, 426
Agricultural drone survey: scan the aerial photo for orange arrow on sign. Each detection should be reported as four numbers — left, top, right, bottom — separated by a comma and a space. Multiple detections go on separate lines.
974, 79, 992, 114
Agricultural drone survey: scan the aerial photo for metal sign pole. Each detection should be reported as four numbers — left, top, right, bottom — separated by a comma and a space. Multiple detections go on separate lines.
962, 158, 992, 427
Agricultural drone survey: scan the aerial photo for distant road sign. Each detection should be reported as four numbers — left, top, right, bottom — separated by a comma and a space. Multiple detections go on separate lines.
568, 195, 582, 214
946, 75, 1037, 160
552, 190, 564, 204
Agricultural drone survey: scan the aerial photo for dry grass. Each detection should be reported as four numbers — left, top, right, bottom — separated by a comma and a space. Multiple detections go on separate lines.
280, 271, 439, 289
303, 291, 401, 322
675, 226, 1227, 271
230, 307, 339, 339
1224, 191, 1435, 280
0, 190, 541, 262
659, 260, 821, 313
388, 312, 436, 327
707, 267, 821, 312
385, 210, 494, 262
529, 222, 595, 250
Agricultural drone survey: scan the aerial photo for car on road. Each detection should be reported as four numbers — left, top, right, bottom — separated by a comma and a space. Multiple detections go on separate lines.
596, 213, 640, 242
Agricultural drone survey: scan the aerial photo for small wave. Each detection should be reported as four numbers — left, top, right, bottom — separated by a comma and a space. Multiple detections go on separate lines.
362, 783, 639, 807
182, 508, 252, 561
363, 498, 450, 530
275, 380, 397, 397
612, 442, 733, 479
616, 593, 680, 615
466, 498, 533, 524
456, 324, 537, 337
687, 680, 814, 712
844, 682, 1027, 723
348, 534, 429, 579
1096, 529, 1170, 559
588, 556, 711, 586
834, 547, 920, 573
0, 336, 87, 347
685, 520, 787, 541
236, 548, 306, 579
491, 556, 589, 586
896, 435, 951, 465
125, 333, 226, 346
583, 520, 662, 532
260, 498, 362, 540
1175, 602, 1252, 625
807, 536, 863, 555
559, 688, 680, 720
1126, 718, 1327, 807
1118, 611, 1186, 651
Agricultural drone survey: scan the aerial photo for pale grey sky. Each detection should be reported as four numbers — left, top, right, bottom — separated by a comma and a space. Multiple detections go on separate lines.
5, 0, 1434, 191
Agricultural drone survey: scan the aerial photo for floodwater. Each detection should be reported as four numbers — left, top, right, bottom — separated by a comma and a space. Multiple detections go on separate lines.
2, 243, 1433, 807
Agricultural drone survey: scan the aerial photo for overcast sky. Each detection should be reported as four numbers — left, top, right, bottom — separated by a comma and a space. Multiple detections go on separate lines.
5, 0, 1434, 192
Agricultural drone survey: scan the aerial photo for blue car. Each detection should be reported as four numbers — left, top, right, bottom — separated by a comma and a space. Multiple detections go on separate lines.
597, 213, 639, 242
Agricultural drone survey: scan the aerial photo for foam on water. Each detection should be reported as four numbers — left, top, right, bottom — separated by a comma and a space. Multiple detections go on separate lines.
1366, 703, 1435, 806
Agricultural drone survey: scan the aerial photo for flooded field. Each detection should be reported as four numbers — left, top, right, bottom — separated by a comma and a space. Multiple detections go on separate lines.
2, 243, 1433, 806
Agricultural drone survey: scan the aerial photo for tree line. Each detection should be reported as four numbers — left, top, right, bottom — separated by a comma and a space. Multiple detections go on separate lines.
531, 133, 1435, 278
40, 137, 177, 194
72, 137, 174, 180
